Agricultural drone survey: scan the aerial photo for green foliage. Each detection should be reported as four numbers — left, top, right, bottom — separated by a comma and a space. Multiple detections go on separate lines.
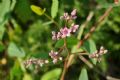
79, 68, 88, 80
83, 39, 96, 54
41, 68, 62, 80
55, 37, 78, 48
8, 42, 25, 58
0, 0, 10, 23
83, 39, 97, 64
23, 73, 32, 80
0, 0, 120, 80
51, 0, 59, 18
31, 5, 46, 16
10, 60, 23, 80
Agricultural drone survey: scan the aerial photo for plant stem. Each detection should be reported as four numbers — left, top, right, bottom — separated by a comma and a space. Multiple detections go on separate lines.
44, 13, 60, 28
79, 55, 93, 69
58, 45, 65, 53
63, 7, 112, 78
60, 38, 70, 80
60, 57, 68, 80
77, 7, 113, 48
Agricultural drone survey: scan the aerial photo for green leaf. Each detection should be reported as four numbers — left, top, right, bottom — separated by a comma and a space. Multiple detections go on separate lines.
66, 37, 78, 48
55, 37, 78, 48
83, 39, 96, 54
83, 39, 97, 64
71, 45, 84, 53
23, 73, 32, 80
79, 68, 88, 80
0, 0, 13, 40
0, 12, 9, 40
10, 0, 16, 10
10, 60, 22, 80
8, 42, 25, 58
77, 24, 85, 40
0, 0, 11, 23
41, 68, 62, 80
43, 21, 54, 26
51, 0, 59, 18
55, 39, 64, 48
31, 5, 46, 16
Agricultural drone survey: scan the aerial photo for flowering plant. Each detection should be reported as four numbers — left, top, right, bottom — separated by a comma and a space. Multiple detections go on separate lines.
24, 8, 108, 80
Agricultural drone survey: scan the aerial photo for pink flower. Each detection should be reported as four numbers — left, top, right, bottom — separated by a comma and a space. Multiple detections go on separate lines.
71, 9, 77, 16
71, 9, 77, 19
52, 31, 57, 40
70, 23, 79, 32
23, 58, 49, 68
60, 9, 77, 21
49, 50, 58, 59
60, 27, 71, 38
57, 32, 62, 40
49, 50, 62, 64
89, 46, 108, 62
60, 12, 69, 20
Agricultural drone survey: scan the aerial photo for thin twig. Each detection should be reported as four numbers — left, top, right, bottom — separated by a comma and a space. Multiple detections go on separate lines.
44, 13, 60, 28
106, 75, 120, 80
60, 38, 70, 80
66, 11, 95, 68
79, 55, 93, 69
60, 7, 113, 80
77, 11, 94, 40
77, 7, 113, 48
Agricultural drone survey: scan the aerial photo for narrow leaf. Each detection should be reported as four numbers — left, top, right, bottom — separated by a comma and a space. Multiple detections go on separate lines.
0, 0, 10, 23
41, 68, 62, 80
31, 5, 46, 16
79, 68, 88, 80
51, 0, 59, 18
83, 39, 97, 64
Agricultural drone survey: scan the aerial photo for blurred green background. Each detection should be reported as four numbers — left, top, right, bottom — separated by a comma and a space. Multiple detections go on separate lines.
0, 0, 120, 80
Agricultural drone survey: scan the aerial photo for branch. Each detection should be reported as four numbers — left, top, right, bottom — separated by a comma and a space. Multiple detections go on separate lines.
77, 7, 112, 48
60, 7, 113, 80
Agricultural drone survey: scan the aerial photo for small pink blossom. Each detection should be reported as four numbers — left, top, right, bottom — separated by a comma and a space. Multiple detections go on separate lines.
53, 59, 58, 64
60, 9, 77, 20
52, 31, 57, 40
49, 50, 62, 64
23, 58, 49, 68
70, 23, 79, 32
71, 9, 77, 19
49, 50, 58, 59
71, 9, 77, 16
60, 27, 71, 38
60, 12, 69, 20
57, 32, 62, 40
52, 9, 79, 40
89, 46, 108, 62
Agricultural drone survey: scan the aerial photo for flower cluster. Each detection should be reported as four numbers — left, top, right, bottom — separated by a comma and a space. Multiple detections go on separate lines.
49, 50, 62, 64
52, 9, 79, 40
23, 50, 62, 68
60, 9, 77, 20
23, 58, 49, 68
89, 46, 108, 62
